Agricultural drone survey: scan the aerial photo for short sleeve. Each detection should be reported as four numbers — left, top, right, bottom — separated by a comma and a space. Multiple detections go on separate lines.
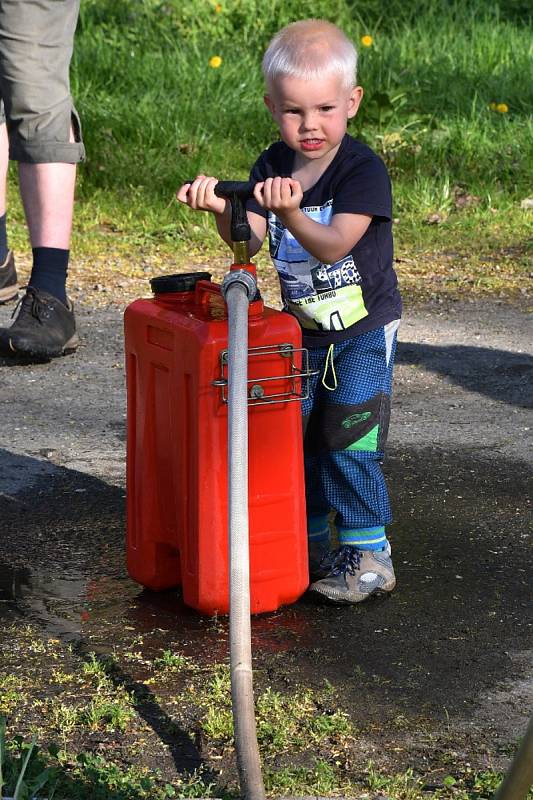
246, 151, 269, 218
332, 155, 392, 220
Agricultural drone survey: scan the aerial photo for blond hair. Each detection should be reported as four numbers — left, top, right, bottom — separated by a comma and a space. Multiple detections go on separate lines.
262, 19, 358, 91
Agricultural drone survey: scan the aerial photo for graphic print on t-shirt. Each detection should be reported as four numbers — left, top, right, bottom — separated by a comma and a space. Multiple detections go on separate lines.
268, 200, 369, 331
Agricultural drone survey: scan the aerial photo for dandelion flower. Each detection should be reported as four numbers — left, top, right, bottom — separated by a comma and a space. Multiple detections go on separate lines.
496, 102, 509, 113
214, 3, 222, 11
489, 102, 497, 110
209, 55, 222, 69
361, 35, 373, 47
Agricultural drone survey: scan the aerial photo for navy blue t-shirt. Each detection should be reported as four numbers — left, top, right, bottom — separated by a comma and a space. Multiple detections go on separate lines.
247, 134, 402, 347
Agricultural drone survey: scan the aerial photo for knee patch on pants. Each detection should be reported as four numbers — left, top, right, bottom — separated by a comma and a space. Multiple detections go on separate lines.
304, 392, 392, 456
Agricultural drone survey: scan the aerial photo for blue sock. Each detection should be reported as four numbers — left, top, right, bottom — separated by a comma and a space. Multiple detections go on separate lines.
29, 247, 69, 305
0, 214, 8, 264
338, 525, 388, 551
308, 514, 330, 545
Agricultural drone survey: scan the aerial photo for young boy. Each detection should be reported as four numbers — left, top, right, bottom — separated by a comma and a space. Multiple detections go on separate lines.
177, 19, 402, 604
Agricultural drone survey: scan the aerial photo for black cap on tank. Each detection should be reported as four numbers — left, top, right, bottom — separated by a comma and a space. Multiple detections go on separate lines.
150, 272, 212, 294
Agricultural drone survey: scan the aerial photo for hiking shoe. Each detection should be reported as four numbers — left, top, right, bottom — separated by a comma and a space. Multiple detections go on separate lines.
308, 540, 336, 582
0, 286, 79, 358
308, 544, 396, 604
0, 250, 19, 304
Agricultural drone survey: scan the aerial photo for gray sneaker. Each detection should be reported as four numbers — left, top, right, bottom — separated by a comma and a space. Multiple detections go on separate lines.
0, 251, 18, 303
309, 544, 396, 604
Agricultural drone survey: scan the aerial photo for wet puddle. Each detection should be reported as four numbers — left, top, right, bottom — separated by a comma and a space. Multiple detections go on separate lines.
0, 555, 316, 661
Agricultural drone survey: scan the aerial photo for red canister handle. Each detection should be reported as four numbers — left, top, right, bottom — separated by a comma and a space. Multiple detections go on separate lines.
195, 279, 222, 307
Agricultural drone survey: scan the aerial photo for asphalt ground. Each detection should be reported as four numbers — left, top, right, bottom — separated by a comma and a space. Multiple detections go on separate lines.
0, 295, 531, 788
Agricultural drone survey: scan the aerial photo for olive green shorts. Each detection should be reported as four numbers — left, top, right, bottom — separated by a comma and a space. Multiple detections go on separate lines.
0, 0, 85, 163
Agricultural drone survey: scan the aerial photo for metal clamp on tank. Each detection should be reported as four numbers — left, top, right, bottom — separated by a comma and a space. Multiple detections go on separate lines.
213, 342, 316, 406
221, 269, 257, 302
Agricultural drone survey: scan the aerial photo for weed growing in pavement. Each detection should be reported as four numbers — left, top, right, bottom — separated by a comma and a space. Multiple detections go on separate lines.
42, 655, 136, 738
80, 689, 135, 733
153, 649, 191, 671
195, 664, 233, 740
44, 690, 136, 739
0, 718, 217, 800
121, 649, 145, 664
264, 758, 345, 795
3, 616, 532, 799
0, 677, 27, 717
50, 670, 77, 686
186, 663, 354, 755
256, 686, 353, 753
46, 699, 80, 739
64, 752, 217, 799
81, 652, 109, 679
202, 705, 234, 742
366, 761, 423, 799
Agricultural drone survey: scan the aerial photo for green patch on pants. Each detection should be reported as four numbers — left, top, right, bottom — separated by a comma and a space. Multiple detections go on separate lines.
345, 424, 379, 452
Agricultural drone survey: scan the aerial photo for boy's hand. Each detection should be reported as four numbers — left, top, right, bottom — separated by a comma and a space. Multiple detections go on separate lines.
176, 175, 227, 215
254, 177, 303, 217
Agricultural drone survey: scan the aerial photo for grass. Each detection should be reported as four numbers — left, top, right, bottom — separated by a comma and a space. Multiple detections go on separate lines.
0, 676, 27, 717
1, 622, 533, 799
1, 723, 214, 800
264, 759, 345, 795
6, 0, 531, 304
152, 649, 191, 671
0, 718, 527, 800
178, 663, 354, 753
0, 719, 60, 800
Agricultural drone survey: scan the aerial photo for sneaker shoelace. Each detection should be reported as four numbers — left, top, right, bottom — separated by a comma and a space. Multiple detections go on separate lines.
329, 545, 361, 577
11, 286, 45, 325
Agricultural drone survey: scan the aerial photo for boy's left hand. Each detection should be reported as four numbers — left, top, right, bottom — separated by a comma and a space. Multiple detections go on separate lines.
254, 177, 303, 216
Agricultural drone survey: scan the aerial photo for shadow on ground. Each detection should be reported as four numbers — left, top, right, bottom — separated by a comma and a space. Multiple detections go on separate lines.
396, 342, 533, 408
0, 444, 531, 762
0, 449, 211, 779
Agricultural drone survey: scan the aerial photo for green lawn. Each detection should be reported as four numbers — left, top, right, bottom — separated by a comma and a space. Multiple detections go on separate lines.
7, 0, 532, 298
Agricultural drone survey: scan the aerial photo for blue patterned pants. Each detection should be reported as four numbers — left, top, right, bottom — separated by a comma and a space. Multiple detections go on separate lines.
303, 320, 400, 551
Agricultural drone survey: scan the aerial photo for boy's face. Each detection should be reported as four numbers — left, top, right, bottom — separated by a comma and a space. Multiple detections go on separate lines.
264, 73, 362, 166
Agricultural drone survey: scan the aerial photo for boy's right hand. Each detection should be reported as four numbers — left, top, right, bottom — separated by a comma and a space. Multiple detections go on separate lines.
176, 175, 227, 215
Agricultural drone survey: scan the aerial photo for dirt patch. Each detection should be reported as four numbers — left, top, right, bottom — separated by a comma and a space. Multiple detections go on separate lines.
10, 241, 532, 312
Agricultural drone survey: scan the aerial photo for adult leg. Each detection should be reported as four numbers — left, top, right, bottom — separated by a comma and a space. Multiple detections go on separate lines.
18, 154, 76, 305
0, 119, 18, 301
0, 0, 84, 357
0, 122, 7, 218
19, 160, 76, 251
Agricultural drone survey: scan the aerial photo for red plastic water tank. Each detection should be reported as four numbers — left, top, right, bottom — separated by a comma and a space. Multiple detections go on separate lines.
124, 270, 309, 615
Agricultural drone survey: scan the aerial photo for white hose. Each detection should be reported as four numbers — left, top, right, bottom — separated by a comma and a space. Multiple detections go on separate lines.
223, 272, 266, 800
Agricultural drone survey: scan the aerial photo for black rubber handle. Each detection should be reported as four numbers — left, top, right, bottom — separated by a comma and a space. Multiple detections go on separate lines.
183, 180, 256, 242
214, 181, 256, 200
184, 180, 256, 200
